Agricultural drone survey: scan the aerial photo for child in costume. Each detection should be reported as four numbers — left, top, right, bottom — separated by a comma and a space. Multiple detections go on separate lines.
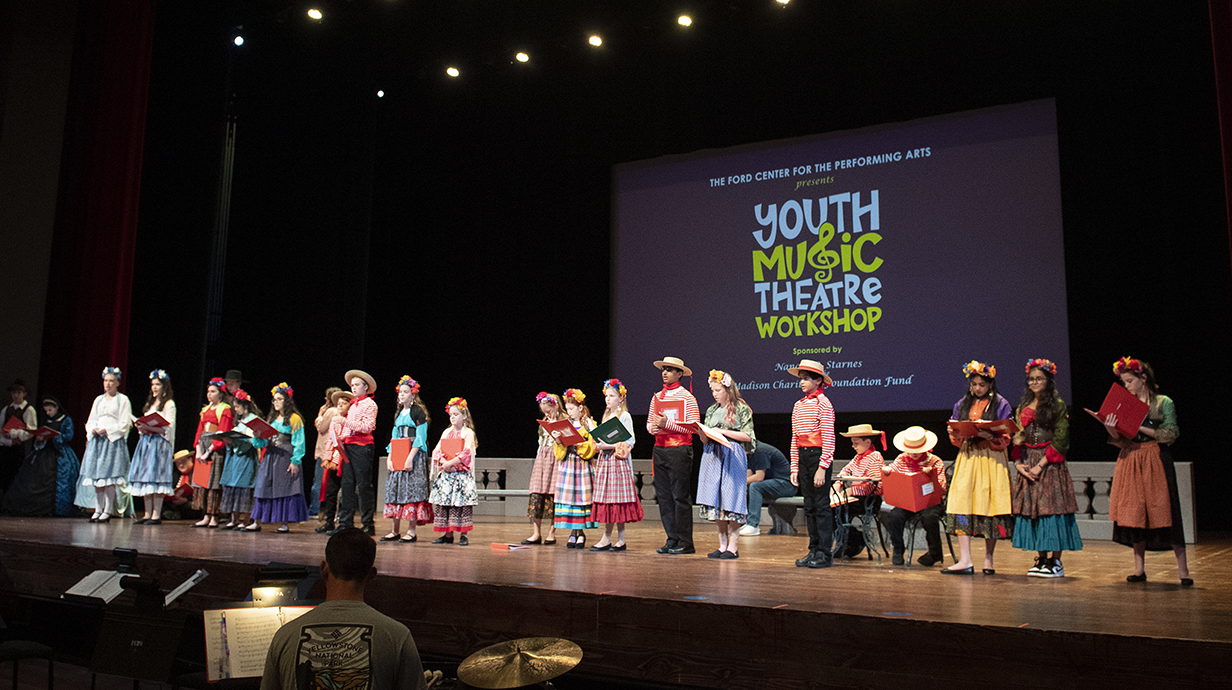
382, 376, 433, 542
80, 367, 134, 522
553, 389, 598, 549
219, 389, 264, 530
249, 382, 307, 533
128, 369, 177, 524
191, 377, 233, 527
430, 397, 478, 545
523, 392, 565, 545
697, 370, 756, 559
882, 426, 948, 566
590, 380, 642, 551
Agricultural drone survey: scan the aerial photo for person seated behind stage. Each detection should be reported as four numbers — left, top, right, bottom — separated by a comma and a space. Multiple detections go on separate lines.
738, 442, 794, 536
882, 426, 948, 567
261, 528, 427, 690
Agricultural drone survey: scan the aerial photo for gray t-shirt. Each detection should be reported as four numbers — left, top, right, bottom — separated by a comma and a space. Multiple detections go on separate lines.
261, 599, 426, 690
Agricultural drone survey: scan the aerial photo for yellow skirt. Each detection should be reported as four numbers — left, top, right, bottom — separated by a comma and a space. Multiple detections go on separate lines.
946, 442, 1012, 516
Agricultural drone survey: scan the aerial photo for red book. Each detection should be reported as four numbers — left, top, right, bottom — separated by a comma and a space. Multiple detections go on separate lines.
134, 412, 170, 430
441, 437, 466, 461
657, 399, 686, 425
883, 470, 943, 512
243, 417, 279, 440
191, 456, 212, 488
1096, 383, 1150, 439
537, 419, 585, 446
32, 426, 61, 441
3, 416, 29, 433
390, 438, 414, 471
946, 419, 1019, 438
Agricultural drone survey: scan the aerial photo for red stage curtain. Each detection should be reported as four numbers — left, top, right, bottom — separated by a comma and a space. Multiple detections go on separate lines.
38, 0, 157, 452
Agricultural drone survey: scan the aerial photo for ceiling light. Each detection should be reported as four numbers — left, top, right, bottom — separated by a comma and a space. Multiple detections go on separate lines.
589, 35, 602, 47
446, 67, 460, 77
307, 8, 322, 20
233, 35, 244, 46
515, 52, 529, 63
678, 15, 692, 27
376, 90, 385, 98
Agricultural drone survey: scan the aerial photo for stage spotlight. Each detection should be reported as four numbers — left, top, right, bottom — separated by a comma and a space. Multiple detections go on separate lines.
376, 90, 385, 98
678, 15, 692, 27
777, 0, 790, 4
233, 35, 244, 46
515, 52, 529, 63
307, 8, 323, 20
446, 66, 460, 77
589, 35, 602, 47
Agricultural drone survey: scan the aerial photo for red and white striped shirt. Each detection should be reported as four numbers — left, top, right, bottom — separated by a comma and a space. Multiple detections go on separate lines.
647, 383, 700, 447
886, 452, 947, 492
838, 450, 884, 496
340, 395, 377, 446
790, 390, 835, 472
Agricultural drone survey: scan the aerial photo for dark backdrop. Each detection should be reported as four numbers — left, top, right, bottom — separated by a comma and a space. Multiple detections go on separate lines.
120, 2, 1229, 528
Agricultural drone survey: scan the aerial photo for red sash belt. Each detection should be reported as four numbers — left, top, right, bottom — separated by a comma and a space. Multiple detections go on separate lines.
795, 431, 828, 447
655, 433, 692, 447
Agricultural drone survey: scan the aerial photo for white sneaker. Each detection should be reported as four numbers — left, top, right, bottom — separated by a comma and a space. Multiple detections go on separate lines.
1037, 560, 1064, 578
1027, 555, 1047, 576
738, 524, 760, 536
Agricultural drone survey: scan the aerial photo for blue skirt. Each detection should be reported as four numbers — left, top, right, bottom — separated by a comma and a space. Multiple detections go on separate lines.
1011, 513, 1084, 552
128, 434, 175, 496
696, 442, 748, 516
220, 447, 259, 489
80, 436, 130, 487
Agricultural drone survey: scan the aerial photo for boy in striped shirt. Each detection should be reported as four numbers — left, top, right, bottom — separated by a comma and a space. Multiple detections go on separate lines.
647, 356, 700, 555
788, 359, 836, 569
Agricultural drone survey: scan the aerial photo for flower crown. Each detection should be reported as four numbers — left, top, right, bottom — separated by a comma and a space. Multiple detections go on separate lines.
535, 391, 558, 405
563, 388, 585, 404
208, 377, 228, 392
708, 369, 733, 387
149, 369, 169, 381
1113, 357, 1143, 377
1025, 358, 1057, 375
102, 366, 122, 380
397, 375, 420, 396
446, 396, 468, 412
270, 382, 294, 398
232, 388, 252, 402
601, 379, 627, 398
961, 360, 996, 379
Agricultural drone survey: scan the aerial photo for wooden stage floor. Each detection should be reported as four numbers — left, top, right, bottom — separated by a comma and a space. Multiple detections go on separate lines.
2, 515, 1231, 689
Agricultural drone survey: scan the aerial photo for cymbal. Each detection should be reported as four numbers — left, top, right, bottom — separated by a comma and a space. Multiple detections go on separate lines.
457, 637, 583, 689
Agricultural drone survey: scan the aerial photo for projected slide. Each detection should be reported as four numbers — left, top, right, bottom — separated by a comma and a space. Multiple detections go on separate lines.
612, 100, 1070, 413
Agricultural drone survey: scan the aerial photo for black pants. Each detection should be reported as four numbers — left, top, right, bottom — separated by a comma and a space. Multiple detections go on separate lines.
339, 444, 375, 530
886, 505, 943, 555
320, 468, 341, 526
653, 444, 694, 549
799, 447, 833, 563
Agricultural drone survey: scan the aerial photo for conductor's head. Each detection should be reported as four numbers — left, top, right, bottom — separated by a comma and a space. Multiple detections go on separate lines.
323, 528, 377, 597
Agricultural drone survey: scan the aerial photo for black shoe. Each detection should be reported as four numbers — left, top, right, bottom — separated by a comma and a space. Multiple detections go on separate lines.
315, 524, 334, 534
611, 544, 626, 551
795, 551, 817, 567
656, 543, 673, 554
566, 539, 578, 549
458, 535, 469, 546
982, 568, 996, 575
719, 551, 738, 560
667, 546, 695, 555
707, 550, 723, 559
380, 534, 401, 542
144, 519, 162, 526
1126, 573, 1147, 583
941, 566, 975, 575
892, 550, 905, 566
806, 556, 831, 569
362, 526, 376, 536
1181, 577, 1194, 587
399, 535, 417, 543
590, 544, 612, 552
326, 526, 353, 536
520, 537, 542, 545
917, 552, 942, 567
542, 539, 557, 545
432, 535, 454, 544
133, 518, 148, 525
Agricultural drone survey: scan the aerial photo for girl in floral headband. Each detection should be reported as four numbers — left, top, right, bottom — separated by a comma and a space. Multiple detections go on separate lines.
553, 389, 598, 549
79, 366, 135, 523
1091, 357, 1189, 585
590, 379, 643, 551
250, 382, 307, 533
697, 369, 757, 559
943, 360, 1015, 574
216, 389, 263, 530
429, 397, 478, 544
1010, 358, 1082, 578
190, 378, 234, 527
382, 376, 433, 542
523, 392, 566, 545
127, 369, 178, 525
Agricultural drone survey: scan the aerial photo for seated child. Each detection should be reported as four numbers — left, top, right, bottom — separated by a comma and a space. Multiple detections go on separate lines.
882, 426, 948, 567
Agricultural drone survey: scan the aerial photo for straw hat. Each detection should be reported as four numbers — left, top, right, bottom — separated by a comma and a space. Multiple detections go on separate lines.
344, 369, 377, 394
893, 426, 938, 454
173, 449, 193, 471
839, 424, 882, 438
653, 356, 692, 377
787, 359, 826, 378
330, 390, 355, 406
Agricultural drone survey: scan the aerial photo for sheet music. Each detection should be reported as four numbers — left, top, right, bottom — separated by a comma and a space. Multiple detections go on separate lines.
203, 606, 316, 681
63, 570, 125, 603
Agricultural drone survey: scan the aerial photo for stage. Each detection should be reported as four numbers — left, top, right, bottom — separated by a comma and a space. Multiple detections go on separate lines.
1, 515, 1230, 689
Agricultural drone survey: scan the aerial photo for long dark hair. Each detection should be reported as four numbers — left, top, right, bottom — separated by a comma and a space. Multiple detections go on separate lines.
268, 393, 300, 425
1019, 367, 1062, 429
397, 393, 431, 428
957, 374, 1000, 421
233, 396, 264, 421
144, 377, 175, 413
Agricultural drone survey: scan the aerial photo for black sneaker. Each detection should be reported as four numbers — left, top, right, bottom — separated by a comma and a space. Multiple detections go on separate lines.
315, 524, 334, 534
795, 551, 817, 567
1027, 556, 1048, 576
892, 550, 905, 566
362, 526, 376, 536
1035, 559, 1064, 578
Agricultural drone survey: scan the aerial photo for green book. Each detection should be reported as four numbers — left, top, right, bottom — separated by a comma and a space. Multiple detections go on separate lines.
590, 417, 633, 444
